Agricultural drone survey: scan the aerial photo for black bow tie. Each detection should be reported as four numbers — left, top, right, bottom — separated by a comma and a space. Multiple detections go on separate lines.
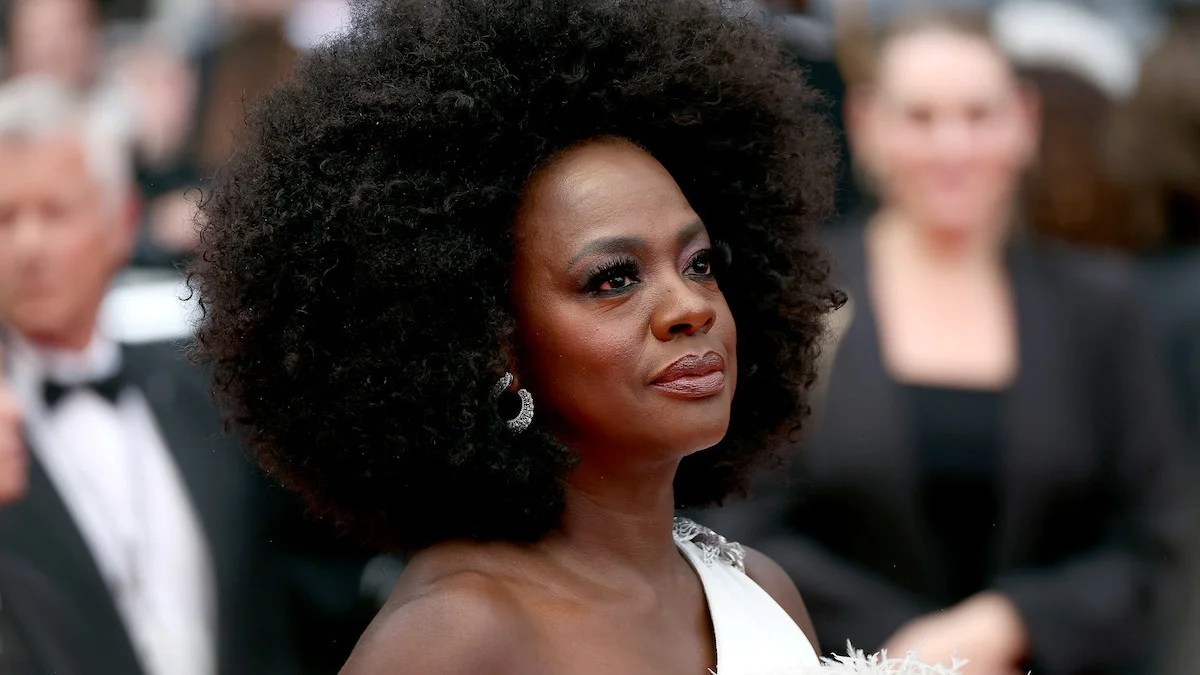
42, 370, 128, 410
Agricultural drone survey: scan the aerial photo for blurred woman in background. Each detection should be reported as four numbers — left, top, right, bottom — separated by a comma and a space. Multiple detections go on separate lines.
738, 11, 1194, 675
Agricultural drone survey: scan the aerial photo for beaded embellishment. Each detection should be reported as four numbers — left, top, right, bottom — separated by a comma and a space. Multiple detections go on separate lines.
673, 516, 746, 573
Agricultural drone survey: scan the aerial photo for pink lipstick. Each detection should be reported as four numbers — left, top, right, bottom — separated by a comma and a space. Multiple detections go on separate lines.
650, 351, 726, 399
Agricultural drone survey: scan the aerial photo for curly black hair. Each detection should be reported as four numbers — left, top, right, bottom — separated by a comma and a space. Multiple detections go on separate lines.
192, 0, 842, 552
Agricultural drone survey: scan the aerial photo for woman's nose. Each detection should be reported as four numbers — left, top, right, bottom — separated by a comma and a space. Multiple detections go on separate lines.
650, 277, 717, 342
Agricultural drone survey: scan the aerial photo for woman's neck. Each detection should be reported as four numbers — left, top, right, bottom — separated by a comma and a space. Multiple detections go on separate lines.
542, 451, 684, 583
870, 209, 1007, 273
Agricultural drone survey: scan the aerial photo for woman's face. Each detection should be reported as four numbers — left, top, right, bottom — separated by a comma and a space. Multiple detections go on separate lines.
512, 140, 736, 463
854, 29, 1037, 234
0, 344, 28, 504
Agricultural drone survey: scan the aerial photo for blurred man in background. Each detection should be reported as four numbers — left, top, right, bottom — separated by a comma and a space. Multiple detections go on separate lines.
0, 76, 296, 675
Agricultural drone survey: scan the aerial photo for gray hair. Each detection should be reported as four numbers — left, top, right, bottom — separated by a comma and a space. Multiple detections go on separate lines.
0, 76, 133, 213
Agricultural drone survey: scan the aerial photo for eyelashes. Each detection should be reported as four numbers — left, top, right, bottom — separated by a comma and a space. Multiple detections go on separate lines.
583, 256, 640, 294
581, 246, 724, 296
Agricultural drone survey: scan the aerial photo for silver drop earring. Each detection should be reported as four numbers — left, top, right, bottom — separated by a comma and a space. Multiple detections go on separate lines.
493, 372, 534, 433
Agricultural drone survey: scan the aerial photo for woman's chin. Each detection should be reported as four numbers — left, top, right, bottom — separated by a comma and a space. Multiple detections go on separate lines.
916, 198, 1007, 235
672, 421, 733, 458
606, 410, 730, 461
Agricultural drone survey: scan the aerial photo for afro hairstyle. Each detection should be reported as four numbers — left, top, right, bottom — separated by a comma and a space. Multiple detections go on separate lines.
192, 0, 843, 552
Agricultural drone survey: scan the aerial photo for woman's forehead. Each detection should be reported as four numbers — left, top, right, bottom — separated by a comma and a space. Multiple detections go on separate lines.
516, 141, 697, 249
877, 31, 1014, 100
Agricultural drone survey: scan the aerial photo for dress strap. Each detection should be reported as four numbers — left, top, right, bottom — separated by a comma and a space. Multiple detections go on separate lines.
673, 517, 820, 675
672, 517, 746, 572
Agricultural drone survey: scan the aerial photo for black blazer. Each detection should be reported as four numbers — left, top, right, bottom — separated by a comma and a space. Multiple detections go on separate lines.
719, 227, 1196, 675
0, 341, 297, 675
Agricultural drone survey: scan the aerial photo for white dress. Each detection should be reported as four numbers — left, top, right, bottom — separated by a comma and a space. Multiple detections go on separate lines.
673, 517, 820, 675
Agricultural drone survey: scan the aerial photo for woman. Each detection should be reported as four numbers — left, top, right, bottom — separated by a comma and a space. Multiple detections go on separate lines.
740, 11, 1193, 675
190, 0, 841, 672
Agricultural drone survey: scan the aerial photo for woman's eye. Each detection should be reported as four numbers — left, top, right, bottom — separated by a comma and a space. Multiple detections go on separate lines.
685, 249, 713, 277
585, 260, 640, 294
965, 104, 994, 125
906, 106, 933, 126
599, 273, 634, 291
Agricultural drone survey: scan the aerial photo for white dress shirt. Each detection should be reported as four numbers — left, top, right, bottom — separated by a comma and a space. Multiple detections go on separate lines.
7, 331, 216, 675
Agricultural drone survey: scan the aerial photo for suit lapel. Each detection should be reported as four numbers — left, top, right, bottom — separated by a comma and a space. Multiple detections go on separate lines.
123, 345, 216, 541
119, 342, 246, 567
0, 447, 145, 675
119, 341, 265, 674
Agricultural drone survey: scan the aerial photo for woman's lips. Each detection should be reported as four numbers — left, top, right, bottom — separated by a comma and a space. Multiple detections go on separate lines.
650, 352, 726, 399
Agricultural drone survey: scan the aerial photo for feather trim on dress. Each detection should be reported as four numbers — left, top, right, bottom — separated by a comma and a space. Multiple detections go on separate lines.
809, 643, 969, 674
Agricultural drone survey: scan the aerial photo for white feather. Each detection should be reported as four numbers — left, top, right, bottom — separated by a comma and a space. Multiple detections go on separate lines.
810, 643, 968, 674
722, 642, 971, 675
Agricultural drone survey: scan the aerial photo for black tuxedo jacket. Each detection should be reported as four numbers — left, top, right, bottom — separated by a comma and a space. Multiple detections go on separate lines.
0, 341, 297, 675
0, 553, 99, 675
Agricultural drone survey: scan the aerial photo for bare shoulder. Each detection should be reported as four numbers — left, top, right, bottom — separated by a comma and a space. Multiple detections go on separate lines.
340, 570, 534, 675
744, 546, 820, 654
